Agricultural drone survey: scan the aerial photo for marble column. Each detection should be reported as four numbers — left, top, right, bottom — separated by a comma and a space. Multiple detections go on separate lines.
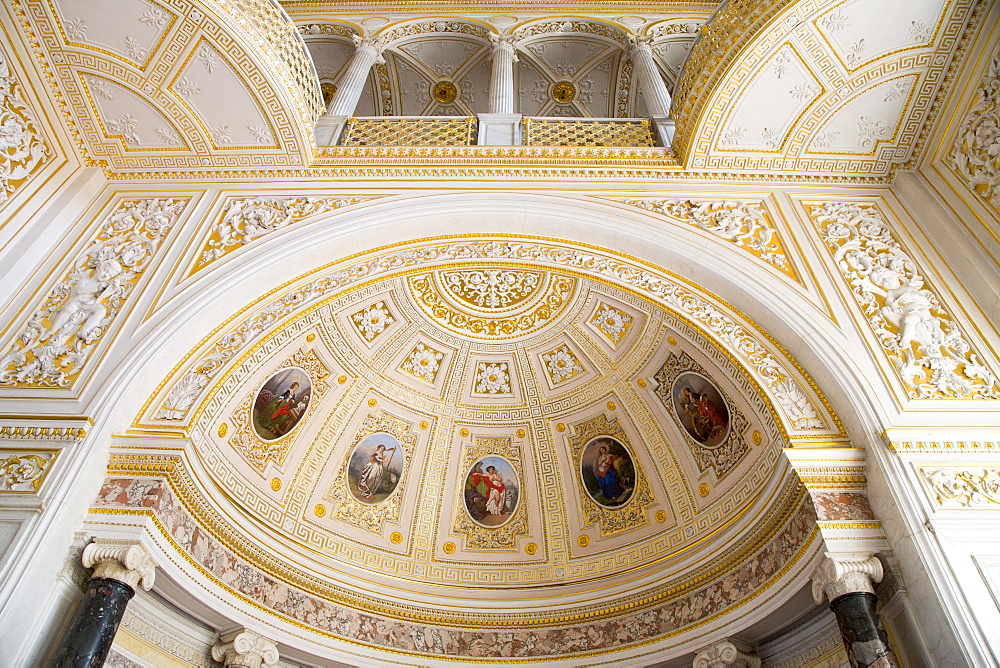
812, 552, 900, 668
626, 35, 675, 145
479, 34, 521, 145
212, 628, 280, 668
315, 34, 387, 145
692, 638, 761, 668
51, 540, 156, 667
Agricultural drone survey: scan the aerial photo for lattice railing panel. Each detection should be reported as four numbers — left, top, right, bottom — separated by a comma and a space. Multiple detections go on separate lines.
523, 118, 655, 147
342, 117, 478, 146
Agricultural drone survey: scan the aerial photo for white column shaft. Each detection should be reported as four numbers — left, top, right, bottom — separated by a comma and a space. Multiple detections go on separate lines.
326, 39, 384, 117
628, 40, 672, 117
489, 39, 517, 114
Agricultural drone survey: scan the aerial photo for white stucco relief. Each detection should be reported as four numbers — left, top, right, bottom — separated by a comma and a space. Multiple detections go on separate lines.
811, 202, 998, 399
0, 198, 188, 387
0, 46, 48, 204
152, 239, 829, 432
950, 48, 1000, 213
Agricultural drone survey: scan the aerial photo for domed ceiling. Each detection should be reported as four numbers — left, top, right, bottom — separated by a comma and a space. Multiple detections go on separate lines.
117, 234, 844, 665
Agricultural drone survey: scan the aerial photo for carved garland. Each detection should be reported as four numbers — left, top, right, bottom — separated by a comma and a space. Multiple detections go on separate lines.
151, 240, 829, 433
0, 45, 49, 204
0, 198, 188, 388
810, 202, 998, 399
950, 48, 1000, 213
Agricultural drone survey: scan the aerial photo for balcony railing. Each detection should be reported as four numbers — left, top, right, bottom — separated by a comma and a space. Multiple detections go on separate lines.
342, 117, 478, 147
326, 115, 667, 149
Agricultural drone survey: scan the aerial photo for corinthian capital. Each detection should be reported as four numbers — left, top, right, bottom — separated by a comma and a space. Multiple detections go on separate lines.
81, 539, 156, 591
212, 629, 280, 668
627, 35, 655, 57
811, 552, 883, 604
693, 639, 761, 668
352, 33, 387, 54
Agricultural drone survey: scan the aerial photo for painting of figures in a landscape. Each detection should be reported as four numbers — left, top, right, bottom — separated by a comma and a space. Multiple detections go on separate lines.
580, 436, 635, 507
463, 456, 520, 527
348, 433, 405, 504
252, 367, 312, 441
671, 371, 731, 447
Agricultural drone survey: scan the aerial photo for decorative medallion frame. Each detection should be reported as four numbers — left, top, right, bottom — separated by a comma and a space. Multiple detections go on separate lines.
452, 436, 529, 550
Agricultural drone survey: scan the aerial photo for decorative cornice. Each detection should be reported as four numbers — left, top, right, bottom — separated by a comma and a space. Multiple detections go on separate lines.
82, 539, 156, 591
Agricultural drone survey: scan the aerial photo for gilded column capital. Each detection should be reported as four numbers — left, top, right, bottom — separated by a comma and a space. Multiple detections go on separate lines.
692, 638, 761, 668
626, 35, 655, 58
212, 629, 280, 668
81, 539, 156, 591
811, 552, 883, 604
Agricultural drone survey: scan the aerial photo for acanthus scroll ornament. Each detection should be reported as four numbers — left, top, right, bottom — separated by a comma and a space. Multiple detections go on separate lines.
950, 49, 1000, 213
616, 199, 791, 274
920, 467, 1000, 508
0, 452, 56, 492
0, 46, 49, 204
811, 202, 998, 399
0, 199, 187, 388
198, 196, 381, 268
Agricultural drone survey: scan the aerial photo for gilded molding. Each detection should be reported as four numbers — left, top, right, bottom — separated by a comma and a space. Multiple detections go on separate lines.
0, 44, 49, 204
0, 425, 87, 441
919, 467, 1000, 508
810, 202, 998, 400
0, 198, 189, 388
950, 46, 1000, 213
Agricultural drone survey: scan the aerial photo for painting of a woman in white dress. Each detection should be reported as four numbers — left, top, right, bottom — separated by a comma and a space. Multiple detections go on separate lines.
347, 433, 404, 504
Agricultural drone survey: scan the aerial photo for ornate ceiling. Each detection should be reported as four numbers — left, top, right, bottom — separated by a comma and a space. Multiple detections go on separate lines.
6, 0, 984, 179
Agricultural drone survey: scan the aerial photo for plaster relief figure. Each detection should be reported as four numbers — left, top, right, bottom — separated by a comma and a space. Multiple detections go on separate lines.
348, 433, 404, 504
252, 367, 312, 441
671, 372, 731, 447
463, 456, 519, 528
580, 436, 635, 507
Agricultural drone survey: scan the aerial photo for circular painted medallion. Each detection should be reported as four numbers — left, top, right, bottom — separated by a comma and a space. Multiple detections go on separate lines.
347, 433, 405, 504
252, 367, 311, 441
670, 371, 731, 447
463, 456, 520, 527
580, 436, 635, 507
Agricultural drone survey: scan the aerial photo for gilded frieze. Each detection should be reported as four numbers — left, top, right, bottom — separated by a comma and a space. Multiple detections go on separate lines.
567, 414, 654, 537
195, 196, 383, 271
453, 436, 529, 550
326, 410, 417, 533
615, 199, 794, 277
0, 198, 189, 388
810, 202, 998, 400
0, 449, 58, 492
950, 47, 1000, 214
227, 348, 330, 473
0, 45, 49, 205
919, 467, 1000, 508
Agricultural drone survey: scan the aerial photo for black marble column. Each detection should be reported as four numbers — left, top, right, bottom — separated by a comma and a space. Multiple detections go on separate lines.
50, 577, 135, 668
829, 591, 899, 668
